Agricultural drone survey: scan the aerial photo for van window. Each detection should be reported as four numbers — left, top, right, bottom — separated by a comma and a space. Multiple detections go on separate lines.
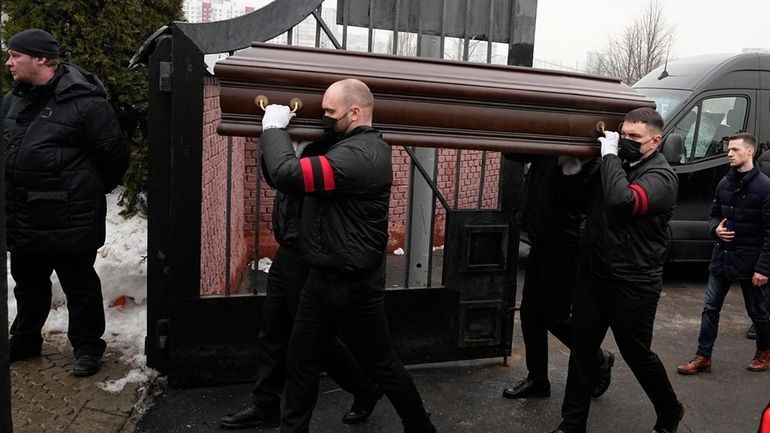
669, 96, 748, 162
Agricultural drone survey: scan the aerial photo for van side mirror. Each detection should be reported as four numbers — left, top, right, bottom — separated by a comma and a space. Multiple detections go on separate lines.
661, 134, 686, 164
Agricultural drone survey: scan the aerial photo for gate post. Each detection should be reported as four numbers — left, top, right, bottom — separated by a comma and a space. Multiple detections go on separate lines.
145, 26, 205, 375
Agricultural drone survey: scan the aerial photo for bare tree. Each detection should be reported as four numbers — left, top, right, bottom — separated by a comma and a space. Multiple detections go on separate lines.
588, 0, 675, 85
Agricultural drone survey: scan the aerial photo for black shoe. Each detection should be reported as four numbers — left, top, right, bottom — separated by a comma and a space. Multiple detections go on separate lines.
747, 324, 757, 340
592, 350, 615, 398
342, 388, 384, 424
72, 354, 102, 377
651, 400, 685, 433
502, 377, 550, 399
220, 405, 280, 429
548, 429, 567, 433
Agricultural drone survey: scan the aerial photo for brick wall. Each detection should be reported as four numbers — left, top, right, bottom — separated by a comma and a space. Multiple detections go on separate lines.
200, 77, 249, 295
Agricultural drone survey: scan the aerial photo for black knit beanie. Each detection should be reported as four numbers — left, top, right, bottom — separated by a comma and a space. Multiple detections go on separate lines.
8, 28, 60, 59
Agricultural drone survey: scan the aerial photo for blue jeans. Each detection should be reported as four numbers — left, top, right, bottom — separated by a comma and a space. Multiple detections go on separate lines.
697, 273, 770, 357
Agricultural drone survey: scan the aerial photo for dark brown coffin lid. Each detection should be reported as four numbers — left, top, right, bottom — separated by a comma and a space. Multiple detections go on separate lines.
215, 43, 655, 156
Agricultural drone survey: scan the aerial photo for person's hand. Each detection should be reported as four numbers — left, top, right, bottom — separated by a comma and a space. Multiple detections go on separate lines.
558, 155, 585, 175
715, 218, 735, 243
262, 104, 295, 130
598, 131, 619, 158
752, 272, 768, 287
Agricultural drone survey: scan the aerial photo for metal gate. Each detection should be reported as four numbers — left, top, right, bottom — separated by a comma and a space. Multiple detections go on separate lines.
133, 0, 536, 386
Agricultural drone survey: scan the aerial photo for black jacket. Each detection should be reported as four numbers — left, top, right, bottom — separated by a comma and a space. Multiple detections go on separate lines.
582, 152, 678, 284
505, 154, 598, 248
261, 140, 333, 247
2, 63, 128, 254
708, 165, 770, 280
261, 126, 392, 273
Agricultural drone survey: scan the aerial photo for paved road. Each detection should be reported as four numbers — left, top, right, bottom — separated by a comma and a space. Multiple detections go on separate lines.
10, 333, 142, 433
135, 262, 770, 433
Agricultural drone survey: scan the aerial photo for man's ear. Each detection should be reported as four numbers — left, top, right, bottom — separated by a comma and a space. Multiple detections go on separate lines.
350, 105, 362, 120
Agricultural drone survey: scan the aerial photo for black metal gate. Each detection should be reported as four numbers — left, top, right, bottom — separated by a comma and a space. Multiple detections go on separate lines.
134, 0, 535, 387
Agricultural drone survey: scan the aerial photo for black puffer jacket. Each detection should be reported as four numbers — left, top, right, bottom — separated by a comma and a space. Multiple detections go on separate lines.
708, 165, 770, 280
261, 126, 391, 274
2, 64, 128, 254
582, 152, 678, 284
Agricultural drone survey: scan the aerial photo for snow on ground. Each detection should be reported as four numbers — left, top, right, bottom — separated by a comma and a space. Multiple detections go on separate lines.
6, 188, 151, 391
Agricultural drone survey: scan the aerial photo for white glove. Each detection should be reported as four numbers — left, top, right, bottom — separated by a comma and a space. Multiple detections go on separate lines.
262, 104, 295, 130
558, 156, 586, 175
598, 131, 619, 158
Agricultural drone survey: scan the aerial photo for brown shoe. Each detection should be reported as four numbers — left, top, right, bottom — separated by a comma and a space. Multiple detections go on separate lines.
677, 355, 711, 375
747, 349, 770, 372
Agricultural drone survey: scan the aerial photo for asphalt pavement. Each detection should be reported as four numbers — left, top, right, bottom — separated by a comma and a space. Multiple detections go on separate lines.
134, 260, 770, 433
8, 249, 768, 433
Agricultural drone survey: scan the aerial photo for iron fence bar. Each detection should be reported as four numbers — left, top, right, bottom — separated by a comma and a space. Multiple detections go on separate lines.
402, 146, 450, 211
286, 27, 294, 45
392, 0, 401, 54
253, 146, 262, 290
453, 149, 462, 209
368, 0, 375, 52
311, 9, 342, 49
440, 0, 447, 57
342, 0, 349, 49
477, 150, 488, 209
314, 5, 322, 48
463, 0, 471, 61
416, 0, 423, 57
225, 137, 233, 295
487, 0, 495, 63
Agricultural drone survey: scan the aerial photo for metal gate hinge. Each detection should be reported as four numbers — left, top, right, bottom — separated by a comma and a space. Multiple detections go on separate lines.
159, 62, 172, 92
157, 318, 169, 350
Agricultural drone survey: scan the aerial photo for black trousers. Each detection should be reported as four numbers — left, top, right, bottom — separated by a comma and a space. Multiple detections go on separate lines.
521, 244, 579, 382
281, 264, 432, 433
559, 272, 679, 433
251, 245, 376, 414
9, 251, 106, 357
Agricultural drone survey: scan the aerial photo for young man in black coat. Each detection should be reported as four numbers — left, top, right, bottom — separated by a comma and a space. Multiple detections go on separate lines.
260, 79, 436, 433
3, 29, 129, 377
677, 132, 770, 375
550, 108, 683, 433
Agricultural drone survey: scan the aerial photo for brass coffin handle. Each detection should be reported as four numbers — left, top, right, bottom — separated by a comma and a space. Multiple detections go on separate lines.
255, 95, 303, 113
596, 121, 606, 134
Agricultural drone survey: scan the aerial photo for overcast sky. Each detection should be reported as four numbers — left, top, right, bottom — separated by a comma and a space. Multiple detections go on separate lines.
534, 0, 770, 69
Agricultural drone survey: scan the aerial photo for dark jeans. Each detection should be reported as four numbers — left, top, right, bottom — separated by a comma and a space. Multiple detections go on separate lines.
560, 274, 679, 433
521, 244, 605, 383
696, 272, 770, 357
251, 245, 376, 415
281, 264, 432, 433
9, 251, 106, 357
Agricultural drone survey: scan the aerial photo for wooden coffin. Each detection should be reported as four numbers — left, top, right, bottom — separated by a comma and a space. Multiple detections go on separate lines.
215, 43, 655, 157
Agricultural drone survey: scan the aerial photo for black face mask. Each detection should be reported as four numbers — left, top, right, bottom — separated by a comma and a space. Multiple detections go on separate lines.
618, 137, 645, 162
321, 109, 351, 142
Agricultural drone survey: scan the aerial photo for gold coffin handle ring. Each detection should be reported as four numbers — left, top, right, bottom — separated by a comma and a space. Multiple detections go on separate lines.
255, 95, 303, 113
596, 121, 606, 134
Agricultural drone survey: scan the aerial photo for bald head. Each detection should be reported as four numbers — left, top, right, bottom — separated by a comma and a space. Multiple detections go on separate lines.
322, 79, 374, 133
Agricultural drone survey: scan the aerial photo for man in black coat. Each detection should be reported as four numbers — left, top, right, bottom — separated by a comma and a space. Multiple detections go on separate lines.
500, 154, 614, 400
3, 29, 128, 377
677, 132, 770, 375
550, 108, 683, 433
260, 79, 436, 433
219, 140, 382, 429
